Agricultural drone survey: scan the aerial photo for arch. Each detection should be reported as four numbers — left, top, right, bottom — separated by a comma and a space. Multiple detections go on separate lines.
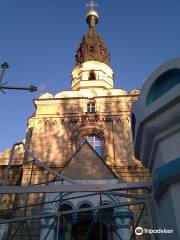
131, 113, 136, 140
71, 125, 112, 160
87, 102, 96, 112
71, 220, 108, 240
54, 194, 75, 211
76, 201, 94, 222
146, 68, 180, 105
58, 202, 73, 212
101, 202, 114, 219
76, 201, 94, 210
101, 201, 113, 206
89, 70, 96, 80
58, 202, 74, 221
98, 194, 117, 205
75, 125, 111, 142
56, 203, 73, 239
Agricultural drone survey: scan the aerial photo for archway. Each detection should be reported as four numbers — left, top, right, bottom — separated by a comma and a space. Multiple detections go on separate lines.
71, 220, 108, 240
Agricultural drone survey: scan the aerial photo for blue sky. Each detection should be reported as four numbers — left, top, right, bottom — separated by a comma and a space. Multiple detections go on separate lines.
0, 0, 180, 151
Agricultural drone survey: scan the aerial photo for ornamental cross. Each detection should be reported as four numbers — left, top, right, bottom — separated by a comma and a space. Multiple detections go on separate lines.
86, 1, 98, 11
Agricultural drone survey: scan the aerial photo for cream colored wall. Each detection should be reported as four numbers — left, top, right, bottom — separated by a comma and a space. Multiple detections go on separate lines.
27, 93, 138, 169
71, 61, 114, 90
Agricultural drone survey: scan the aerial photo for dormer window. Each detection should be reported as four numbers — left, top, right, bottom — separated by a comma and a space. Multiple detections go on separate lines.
88, 70, 96, 80
87, 102, 96, 113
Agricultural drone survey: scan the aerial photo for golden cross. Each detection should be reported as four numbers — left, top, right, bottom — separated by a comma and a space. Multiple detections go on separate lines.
86, 1, 98, 11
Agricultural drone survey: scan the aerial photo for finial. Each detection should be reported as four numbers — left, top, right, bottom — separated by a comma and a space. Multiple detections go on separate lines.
86, 1, 99, 28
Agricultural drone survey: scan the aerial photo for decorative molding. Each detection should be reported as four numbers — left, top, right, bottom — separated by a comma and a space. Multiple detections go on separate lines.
35, 96, 137, 106
28, 118, 65, 128
69, 116, 112, 125
116, 117, 130, 124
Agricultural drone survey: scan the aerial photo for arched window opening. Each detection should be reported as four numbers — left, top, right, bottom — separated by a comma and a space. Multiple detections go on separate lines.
71, 202, 108, 239
131, 113, 136, 140
90, 46, 94, 51
81, 135, 103, 156
146, 68, 180, 105
102, 202, 113, 211
101, 202, 114, 220
78, 203, 93, 221
71, 221, 108, 240
79, 203, 92, 209
57, 203, 73, 239
89, 70, 96, 80
87, 102, 96, 113
59, 203, 72, 213
58, 203, 73, 221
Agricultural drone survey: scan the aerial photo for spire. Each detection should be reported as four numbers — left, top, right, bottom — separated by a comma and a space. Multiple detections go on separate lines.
75, 2, 110, 66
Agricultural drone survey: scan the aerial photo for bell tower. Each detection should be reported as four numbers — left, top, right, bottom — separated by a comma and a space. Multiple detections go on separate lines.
71, 7, 114, 90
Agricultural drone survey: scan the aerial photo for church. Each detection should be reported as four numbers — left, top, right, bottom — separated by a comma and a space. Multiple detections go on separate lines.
0, 5, 151, 240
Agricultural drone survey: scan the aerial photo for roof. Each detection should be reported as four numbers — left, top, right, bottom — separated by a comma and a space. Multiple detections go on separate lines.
60, 141, 118, 180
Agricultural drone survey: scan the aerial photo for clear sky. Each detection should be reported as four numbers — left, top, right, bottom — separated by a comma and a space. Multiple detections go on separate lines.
0, 0, 180, 152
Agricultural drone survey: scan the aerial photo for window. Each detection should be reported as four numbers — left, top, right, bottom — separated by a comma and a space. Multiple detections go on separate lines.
78, 203, 93, 221
57, 203, 73, 239
90, 46, 94, 51
131, 113, 136, 140
89, 70, 96, 80
146, 68, 180, 105
59, 203, 72, 217
102, 202, 114, 219
81, 135, 103, 156
87, 102, 96, 113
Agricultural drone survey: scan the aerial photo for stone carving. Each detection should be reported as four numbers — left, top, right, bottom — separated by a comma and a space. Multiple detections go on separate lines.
69, 116, 112, 124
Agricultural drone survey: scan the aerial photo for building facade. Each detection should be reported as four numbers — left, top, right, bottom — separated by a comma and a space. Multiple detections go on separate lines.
0, 8, 150, 240
25, 9, 149, 184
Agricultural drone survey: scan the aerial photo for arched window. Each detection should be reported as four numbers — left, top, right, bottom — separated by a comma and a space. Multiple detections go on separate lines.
101, 202, 114, 220
131, 113, 136, 140
72, 203, 108, 240
87, 102, 96, 112
79, 203, 92, 209
57, 203, 73, 240
81, 135, 103, 156
146, 68, 180, 105
78, 203, 93, 220
89, 70, 96, 80
59, 203, 73, 216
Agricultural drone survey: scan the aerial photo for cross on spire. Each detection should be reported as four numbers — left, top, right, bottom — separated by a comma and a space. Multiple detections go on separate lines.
86, 1, 98, 11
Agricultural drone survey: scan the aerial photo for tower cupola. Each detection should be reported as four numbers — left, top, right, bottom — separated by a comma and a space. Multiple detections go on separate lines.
75, 9, 110, 66
71, 3, 114, 91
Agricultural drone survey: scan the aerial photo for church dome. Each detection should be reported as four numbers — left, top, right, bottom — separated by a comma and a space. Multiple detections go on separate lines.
75, 9, 110, 66
86, 10, 99, 25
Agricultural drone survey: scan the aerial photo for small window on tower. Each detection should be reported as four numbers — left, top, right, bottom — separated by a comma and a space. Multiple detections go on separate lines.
89, 70, 96, 80
90, 46, 94, 51
87, 102, 96, 113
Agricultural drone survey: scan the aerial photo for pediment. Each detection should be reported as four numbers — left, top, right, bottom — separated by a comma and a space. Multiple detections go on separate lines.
61, 142, 118, 180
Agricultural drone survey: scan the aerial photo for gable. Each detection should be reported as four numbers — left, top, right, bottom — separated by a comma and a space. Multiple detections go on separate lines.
61, 142, 117, 180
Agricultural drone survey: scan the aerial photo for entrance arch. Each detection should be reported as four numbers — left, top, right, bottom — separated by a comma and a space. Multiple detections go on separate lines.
71, 220, 108, 240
